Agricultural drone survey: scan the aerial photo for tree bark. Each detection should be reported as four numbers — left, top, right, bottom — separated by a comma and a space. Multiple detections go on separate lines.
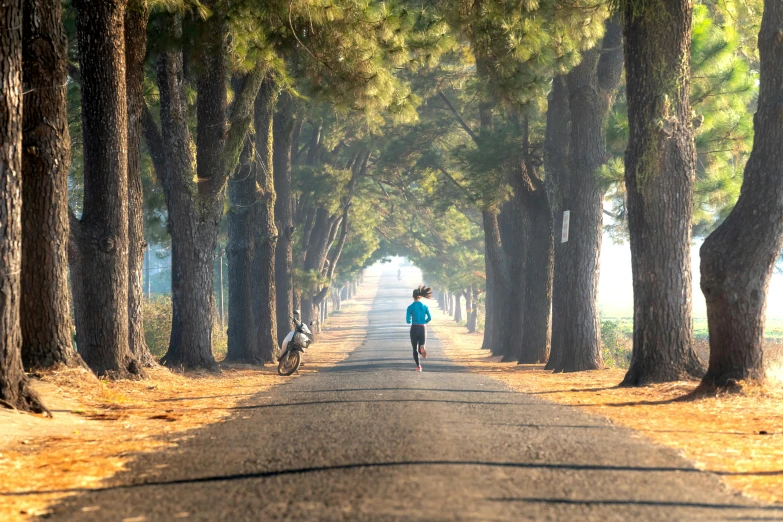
463, 289, 472, 329
481, 239, 495, 350
125, 0, 154, 367
0, 0, 47, 413
510, 147, 553, 365
471, 285, 480, 333
519, 185, 553, 364
621, 0, 705, 385
555, 20, 624, 373
698, 0, 783, 389
226, 137, 258, 362
253, 75, 279, 362
482, 210, 513, 357
273, 93, 295, 344
20, 0, 82, 370
72, 0, 144, 379
544, 75, 571, 371
153, 13, 265, 370
454, 292, 463, 323
154, 21, 219, 371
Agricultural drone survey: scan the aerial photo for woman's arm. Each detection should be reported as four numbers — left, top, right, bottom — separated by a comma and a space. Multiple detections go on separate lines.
425, 306, 432, 324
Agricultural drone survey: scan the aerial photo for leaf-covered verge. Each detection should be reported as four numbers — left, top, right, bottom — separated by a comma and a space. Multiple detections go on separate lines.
0, 268, 381, 521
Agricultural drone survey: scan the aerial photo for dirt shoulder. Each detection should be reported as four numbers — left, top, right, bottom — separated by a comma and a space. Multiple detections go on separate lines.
430, 312, 783, 506
0, 269, 380, 521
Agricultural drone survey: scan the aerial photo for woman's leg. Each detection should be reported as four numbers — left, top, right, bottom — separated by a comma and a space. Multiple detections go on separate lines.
410, 326, 420, 366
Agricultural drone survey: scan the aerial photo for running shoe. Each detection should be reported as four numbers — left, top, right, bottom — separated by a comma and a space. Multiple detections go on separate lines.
417, 365, 422, 372
419, 347, 427, 359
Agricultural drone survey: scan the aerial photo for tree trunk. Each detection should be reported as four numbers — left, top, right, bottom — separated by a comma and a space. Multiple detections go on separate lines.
154, 23, 219, 371
698, 0, 783, 389
508, 135, 553, 365
620, 0, 705, 385
454, 292, 463, 323
226, 137, 258, 362
464, 289, 473, 331
481, 242, 495, 350
483, 211, 514, 357
0, 0, 47, 413
273, 93, 295, 345
544, 75, 571, 371
518, 180, 553, 364
20, 0, 82, 370
471, 286, 480, 333
72, 0, 144, 379
125, 0, 154, 367
253, 74, 279, 362
555, 21, 624, 373
153, 11, 265, 370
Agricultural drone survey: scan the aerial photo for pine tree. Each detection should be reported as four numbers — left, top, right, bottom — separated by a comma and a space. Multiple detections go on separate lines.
20, 0, 83, 370
0, 0, 47, 413
698, 0, 783, 389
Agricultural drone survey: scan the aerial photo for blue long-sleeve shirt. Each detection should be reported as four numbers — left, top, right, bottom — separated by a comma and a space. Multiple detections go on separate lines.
406, 301, 432, 325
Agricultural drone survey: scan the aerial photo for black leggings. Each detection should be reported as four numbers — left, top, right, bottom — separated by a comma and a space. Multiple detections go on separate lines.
410, 325, 426, 365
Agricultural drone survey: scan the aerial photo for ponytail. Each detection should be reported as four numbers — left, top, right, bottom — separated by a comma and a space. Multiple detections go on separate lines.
413, 285, 432, 299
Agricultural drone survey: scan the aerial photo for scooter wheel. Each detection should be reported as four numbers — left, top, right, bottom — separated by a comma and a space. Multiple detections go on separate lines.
278, 351, 302, 376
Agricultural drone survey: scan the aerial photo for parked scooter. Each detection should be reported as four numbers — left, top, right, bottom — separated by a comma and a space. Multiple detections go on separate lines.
277, 310, 313, 376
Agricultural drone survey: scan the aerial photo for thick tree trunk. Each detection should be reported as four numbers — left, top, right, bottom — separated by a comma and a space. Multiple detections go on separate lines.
471, 286, 480, 332
518, 181, 553, 364
481, 243, 495, 349
273, 94, 295, 344
125, 0, 154, 367
165, 224, 220, 370
621, 0, 704, 385
544, 75, 571, 371
253, 75, 279, 362
72, 0, 144, 379
454, 292, 462, 323
20, 0, 82, 370
226, 138, 258, 362
483, 211, 514, 357
557, 56, 605, 372
497, 199, 526, 363
155, 26, 221, 371
508, 136, 553, 365
146, 10, 264, 370
555, 22, 624, 373
0, 0, 47, 413
698, 0, 783, 389
463, 289, 472, 330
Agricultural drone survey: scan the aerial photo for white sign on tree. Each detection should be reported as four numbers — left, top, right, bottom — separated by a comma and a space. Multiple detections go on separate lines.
561, 210, 570, 243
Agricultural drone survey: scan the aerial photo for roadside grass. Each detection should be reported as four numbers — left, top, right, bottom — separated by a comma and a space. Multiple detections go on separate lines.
599, 316, 783, 373
0, 270, 381, 521
431, 312, 783, 506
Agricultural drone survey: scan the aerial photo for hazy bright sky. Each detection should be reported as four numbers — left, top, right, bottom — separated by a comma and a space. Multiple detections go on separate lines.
598, 235, 783, 320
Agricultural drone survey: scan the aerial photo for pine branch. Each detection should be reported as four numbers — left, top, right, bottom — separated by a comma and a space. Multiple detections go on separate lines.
438, 91, 480, 145
215, 62, 268, 196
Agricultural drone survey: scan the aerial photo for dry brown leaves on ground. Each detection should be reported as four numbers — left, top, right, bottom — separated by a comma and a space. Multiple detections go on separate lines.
431, 315, 783, 506
0, 269, 381, 521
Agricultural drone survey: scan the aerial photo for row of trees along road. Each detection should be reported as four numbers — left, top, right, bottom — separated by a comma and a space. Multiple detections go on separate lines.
1, 0, 782, 412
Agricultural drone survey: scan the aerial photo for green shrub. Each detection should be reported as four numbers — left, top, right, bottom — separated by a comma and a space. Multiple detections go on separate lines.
601, 319, 633, 369
143, 295, 227, 361
143, 295, 172, 359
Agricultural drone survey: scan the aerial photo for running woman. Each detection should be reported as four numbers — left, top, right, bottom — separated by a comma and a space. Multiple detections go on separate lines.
406, 285, 432, 372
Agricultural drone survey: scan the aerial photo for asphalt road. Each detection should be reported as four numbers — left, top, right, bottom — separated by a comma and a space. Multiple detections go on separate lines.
41, 266, 783, 521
